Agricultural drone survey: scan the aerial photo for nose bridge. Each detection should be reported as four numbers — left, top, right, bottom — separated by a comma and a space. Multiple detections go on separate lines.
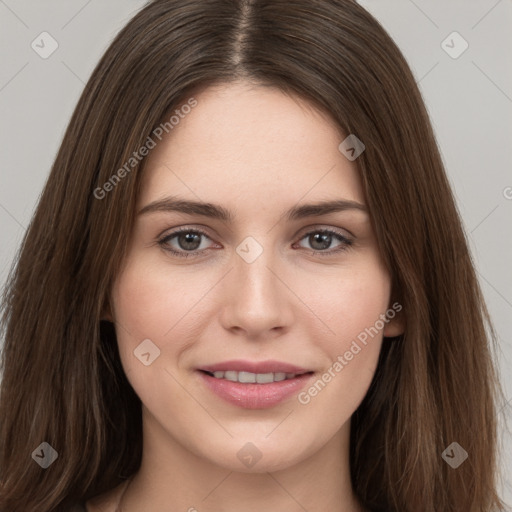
233, 234, 280, 302
222, 234, 292, 333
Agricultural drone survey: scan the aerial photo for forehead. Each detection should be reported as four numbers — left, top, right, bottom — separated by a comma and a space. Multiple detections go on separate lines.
139, 82, 365, 212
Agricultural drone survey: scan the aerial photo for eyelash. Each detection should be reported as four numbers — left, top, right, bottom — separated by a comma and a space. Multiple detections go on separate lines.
157, 226, 353, 259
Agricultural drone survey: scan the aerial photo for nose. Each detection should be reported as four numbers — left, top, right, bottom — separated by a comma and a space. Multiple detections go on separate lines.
219, 242, 295, 340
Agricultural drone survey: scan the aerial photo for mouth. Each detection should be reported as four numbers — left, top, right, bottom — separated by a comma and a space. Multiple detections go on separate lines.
196, 360, 315, 409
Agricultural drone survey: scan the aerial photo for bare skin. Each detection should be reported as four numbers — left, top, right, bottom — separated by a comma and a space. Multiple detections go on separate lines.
86, 481, 128, 511
87, 80, 403, 512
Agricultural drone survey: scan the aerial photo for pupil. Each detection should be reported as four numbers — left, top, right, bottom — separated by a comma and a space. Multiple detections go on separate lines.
179, 233, 200, 250
311, 233, 331, 250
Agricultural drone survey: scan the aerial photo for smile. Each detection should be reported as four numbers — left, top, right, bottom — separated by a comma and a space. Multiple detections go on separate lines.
197, 360, 315, 409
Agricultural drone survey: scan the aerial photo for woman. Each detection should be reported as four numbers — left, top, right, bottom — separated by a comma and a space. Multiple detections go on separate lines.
0, 0, 507, 511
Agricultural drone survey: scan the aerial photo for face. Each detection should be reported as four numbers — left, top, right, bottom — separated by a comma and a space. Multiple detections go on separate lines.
109, 81, 403, 473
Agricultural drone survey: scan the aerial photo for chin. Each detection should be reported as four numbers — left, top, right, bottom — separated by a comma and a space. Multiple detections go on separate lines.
196, 437, 311, 474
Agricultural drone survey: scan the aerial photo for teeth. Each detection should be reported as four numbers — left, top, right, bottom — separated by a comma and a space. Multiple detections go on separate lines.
256, 373, 274, 384
238, 371, 256, 383
208, 371, 300, 383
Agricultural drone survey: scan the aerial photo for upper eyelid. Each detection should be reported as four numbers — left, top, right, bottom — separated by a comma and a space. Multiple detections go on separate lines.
159, 224, 353, 239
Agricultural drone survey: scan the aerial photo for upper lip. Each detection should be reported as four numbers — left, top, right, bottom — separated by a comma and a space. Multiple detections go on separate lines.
199, 360, 312, 374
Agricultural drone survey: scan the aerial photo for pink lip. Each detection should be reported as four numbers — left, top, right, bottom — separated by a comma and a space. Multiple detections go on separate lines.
197, 360, 314, 409
199, 359, 310, 374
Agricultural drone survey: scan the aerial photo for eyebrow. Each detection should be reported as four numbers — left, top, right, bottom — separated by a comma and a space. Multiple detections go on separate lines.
138, 196, 368, 222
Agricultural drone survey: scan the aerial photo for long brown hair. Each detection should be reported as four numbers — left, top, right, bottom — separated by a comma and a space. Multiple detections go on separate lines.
0, 0, 507, 510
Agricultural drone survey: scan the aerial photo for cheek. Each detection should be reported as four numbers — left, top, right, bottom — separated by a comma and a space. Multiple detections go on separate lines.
111, 256, 220, 366
112, 264, 171, 341
110, 260, 207, 427
295, 261, 391, 418
113, 250, 192, 330
301, 258, 391, 348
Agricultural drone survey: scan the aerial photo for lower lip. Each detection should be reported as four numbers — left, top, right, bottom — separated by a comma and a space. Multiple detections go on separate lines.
198, 371, 314, 409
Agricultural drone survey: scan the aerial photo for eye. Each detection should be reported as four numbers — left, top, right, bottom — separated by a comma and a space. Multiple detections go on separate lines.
158, 227, 216, 258
157, 226, 353, 259
294, 228, 353, 256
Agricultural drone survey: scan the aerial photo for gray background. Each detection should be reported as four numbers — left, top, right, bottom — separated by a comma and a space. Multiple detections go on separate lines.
0, 0, 511, 505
